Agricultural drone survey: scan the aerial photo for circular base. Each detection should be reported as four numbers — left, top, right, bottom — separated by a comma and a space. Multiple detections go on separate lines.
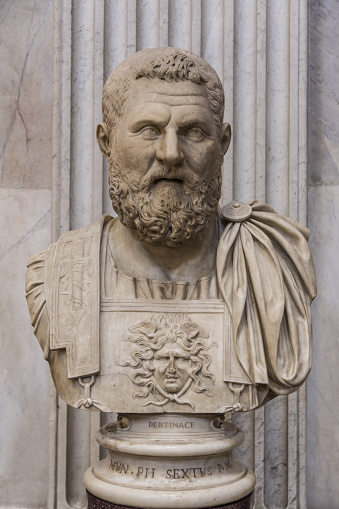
87, 490, 253, 509
85, 466, 255, 509
84, 415, 255, 509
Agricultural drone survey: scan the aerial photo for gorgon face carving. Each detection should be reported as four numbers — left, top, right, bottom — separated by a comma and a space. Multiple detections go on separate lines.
153, 343, 192, 394
120, 313, 216, 409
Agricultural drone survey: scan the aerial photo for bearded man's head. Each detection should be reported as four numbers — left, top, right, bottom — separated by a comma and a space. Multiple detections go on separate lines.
97, 47, 231, 247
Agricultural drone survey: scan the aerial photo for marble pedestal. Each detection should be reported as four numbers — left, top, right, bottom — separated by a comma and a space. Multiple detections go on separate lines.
84, 414, 255, 509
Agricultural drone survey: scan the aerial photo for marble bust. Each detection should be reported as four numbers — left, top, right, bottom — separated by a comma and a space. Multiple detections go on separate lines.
26, 47, 316, 416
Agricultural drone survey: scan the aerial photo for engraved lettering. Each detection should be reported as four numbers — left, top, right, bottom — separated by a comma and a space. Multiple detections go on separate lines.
120, 463, 129, 474
163, 465, 223, 480
109, 461, 129, 474
148, 421, 195, 429
108, 462, 233, 480
224, 460, 232, 470
217, 461, 232, 473
110, 460, 118, 471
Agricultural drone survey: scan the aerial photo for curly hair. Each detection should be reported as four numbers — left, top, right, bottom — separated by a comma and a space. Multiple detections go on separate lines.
102, 47, 225, 139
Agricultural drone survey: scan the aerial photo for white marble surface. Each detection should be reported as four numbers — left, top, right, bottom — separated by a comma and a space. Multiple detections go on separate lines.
307, 2, 339, 507
307, 185, 339, 509
0, 188, 51, 507
0, 0, 53, 189
0, 1, 54, 507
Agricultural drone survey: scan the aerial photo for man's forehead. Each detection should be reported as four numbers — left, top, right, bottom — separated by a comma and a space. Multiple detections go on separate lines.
141, 93, 208, 107
125, 77, 209, 107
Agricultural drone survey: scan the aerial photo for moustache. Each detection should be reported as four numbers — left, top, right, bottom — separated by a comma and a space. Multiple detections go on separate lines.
139, 166, 200, 191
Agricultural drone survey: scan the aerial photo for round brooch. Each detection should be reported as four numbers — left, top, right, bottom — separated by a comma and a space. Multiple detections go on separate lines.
221, 202, 252, 222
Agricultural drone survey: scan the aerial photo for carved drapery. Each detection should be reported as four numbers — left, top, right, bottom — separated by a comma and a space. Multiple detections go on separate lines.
51, 1, 308, 508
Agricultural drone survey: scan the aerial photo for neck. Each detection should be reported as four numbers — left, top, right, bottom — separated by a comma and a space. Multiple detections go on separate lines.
110, 216, 219, 282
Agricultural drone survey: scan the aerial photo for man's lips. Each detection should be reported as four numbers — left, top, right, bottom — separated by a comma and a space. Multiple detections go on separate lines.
139, 166, 200, 190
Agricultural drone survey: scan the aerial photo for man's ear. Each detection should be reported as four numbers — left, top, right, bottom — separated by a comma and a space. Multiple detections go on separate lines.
96, 123, 111, 158
221, 123, 231, 155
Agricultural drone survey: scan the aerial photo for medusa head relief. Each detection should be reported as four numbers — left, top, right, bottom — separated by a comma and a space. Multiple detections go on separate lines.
120, 313, 217, 410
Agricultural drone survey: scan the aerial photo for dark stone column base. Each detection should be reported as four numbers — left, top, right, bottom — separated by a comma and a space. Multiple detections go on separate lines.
87, 490, 253, 509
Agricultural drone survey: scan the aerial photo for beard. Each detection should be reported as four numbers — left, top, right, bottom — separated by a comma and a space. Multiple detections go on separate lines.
108, 156, 222, 247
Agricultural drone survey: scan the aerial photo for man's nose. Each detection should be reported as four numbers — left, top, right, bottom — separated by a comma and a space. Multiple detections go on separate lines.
156, 128, 184, 166
167, 354, 176, 373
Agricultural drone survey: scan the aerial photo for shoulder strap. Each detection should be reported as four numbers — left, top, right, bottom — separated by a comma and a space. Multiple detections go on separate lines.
46, 215, 112, 378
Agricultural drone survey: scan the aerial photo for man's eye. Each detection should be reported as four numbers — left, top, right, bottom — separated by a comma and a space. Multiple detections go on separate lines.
184, 128, 204, 141
140, 126, 160, 138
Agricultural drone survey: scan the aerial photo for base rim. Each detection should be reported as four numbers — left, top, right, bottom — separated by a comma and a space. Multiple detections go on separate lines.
84, 466, 255, 509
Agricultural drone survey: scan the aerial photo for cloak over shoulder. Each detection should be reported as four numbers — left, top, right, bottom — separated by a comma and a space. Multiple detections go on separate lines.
217, 201, 316, 396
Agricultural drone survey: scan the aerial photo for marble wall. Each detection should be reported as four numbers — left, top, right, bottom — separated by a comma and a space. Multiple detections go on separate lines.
307, 1, 339, 508
0, 1, 338, 508
0, 1, 53, 508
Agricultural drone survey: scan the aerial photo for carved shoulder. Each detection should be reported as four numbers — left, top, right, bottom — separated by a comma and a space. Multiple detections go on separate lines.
217, 200, 316, 396
25, 215, 113, 364
25, 246, 54, 358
